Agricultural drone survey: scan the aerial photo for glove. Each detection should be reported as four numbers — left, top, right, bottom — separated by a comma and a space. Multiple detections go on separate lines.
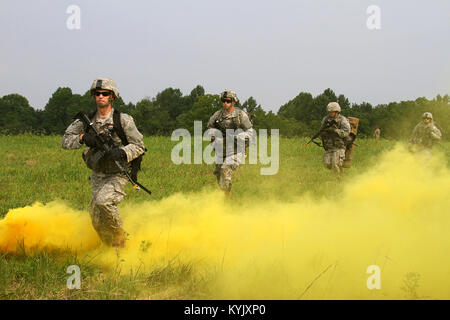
81, 132, 98, 148
324, 127, 337, 134
109, 148, 127, 161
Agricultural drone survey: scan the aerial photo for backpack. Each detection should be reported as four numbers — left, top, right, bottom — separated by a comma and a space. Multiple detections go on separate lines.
342, 116, 359, 168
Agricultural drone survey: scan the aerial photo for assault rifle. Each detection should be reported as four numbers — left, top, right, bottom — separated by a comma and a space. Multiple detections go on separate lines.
75, 112, 152, 196
305, 118, 338, 147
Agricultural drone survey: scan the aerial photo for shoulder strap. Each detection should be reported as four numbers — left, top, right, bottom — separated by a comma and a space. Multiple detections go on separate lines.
88, 110, 97, 120
113, 109, 129, 146
82, 110, 98, 133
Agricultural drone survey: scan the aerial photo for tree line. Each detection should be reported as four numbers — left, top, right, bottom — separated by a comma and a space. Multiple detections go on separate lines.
1, 85, 448, 140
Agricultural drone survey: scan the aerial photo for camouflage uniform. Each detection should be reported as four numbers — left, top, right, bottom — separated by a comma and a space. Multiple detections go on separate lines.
408, 120, 441, 154
319, 114, 351, 174
207, 107, 253, 193
373, 127, 381, 140
62, 108, 145, 246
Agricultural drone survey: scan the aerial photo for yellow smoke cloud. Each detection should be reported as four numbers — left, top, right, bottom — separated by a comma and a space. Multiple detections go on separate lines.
1, 144, 449, 299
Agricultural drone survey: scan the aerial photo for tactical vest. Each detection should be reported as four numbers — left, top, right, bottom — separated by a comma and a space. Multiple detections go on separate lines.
212, 108, 250, 157
83, 109, 145, 178
213, 108, 242, 130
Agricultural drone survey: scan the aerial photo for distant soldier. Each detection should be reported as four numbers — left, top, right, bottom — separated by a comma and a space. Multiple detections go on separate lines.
207, 90, 253, 196
62, 78, 145, 248
408, 112, 442, 155
373, 125, 381, 140
319, 102, 351, 177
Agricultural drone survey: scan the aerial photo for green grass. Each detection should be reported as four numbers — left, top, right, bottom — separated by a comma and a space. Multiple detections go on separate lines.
0, 134, 449, 299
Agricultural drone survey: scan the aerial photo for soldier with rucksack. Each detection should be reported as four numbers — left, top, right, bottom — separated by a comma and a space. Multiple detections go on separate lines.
62, 78, 145, 248
318, 102, 351, 177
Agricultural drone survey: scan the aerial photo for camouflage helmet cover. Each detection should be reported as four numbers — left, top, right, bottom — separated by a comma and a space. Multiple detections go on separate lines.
422, 112, 433, 120
327, 102, 341, 112
90, 78, 119, 98
221, 90, 237, 102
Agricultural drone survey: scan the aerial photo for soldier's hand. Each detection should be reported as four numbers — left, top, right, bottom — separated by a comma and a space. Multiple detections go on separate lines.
81, 132, 98, 148
109, 147, 127, 162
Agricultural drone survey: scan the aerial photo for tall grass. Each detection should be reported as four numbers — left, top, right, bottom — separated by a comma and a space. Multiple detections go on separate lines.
0, 134, 448, 299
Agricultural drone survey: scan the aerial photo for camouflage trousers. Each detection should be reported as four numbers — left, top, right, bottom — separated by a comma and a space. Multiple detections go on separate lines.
323, 149, 346, 174
89, 171, 128, 247
213, 153, 244, 192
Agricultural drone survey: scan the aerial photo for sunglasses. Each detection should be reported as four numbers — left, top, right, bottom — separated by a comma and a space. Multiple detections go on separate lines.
95, 91, 112, 97
221, 99, 233, 103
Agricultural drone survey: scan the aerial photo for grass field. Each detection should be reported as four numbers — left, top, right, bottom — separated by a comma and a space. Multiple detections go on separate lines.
1, 135, 449, 299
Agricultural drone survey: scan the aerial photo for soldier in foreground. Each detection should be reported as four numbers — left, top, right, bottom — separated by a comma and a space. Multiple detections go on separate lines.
62, 78, 145, 247
408, 112, 442, 155
207, 90, 253, 196
318, 102, 351, 177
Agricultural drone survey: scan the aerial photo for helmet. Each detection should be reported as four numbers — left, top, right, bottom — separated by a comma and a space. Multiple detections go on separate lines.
90, 78, 119, 98
327, 102, 341, 112
422, 112, 433, 120
220, 90, 237, 102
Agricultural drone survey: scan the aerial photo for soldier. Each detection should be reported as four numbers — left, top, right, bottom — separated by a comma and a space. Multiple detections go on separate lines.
408, 112, 442, 155
373, 125, 381, 140
207, 90, 253, 196
62, 78, 145, 248
319, 102, 351, 177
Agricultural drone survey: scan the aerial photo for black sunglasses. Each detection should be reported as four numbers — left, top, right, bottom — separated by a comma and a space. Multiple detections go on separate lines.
95, 91, 112, 97
221, 99, 233, 103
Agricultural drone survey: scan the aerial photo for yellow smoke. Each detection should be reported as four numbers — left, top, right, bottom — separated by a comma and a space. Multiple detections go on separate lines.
1, 144, 449, 299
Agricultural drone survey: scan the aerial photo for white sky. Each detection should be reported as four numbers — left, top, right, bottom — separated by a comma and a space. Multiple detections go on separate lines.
1, 0, 449, 111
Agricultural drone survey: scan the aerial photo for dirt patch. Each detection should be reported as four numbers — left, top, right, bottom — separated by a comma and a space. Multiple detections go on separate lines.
25, 159, 38, 166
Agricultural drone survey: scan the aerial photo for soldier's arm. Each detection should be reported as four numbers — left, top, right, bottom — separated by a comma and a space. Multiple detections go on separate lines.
409, 124, 421, 144
120, 114, 145, 162
61, 119, 84, 149
236, 111, 254, 141
207, 111, 221, 129
335, 117, 350, 138
430, 126, 442, 141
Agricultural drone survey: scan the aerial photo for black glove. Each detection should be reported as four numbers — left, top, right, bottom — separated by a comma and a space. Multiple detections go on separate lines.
109, 148, 127, 161
81, 132, 98, 148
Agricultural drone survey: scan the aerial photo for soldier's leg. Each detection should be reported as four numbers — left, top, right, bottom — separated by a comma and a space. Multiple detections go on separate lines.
323, 151, 332, 170
90, 172, 128, 247
213, 163, 221, 183
218, 154, 242, 194
331, 149, 346, 177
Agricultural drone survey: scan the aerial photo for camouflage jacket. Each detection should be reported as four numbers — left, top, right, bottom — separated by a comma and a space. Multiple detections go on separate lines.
61, 108, 145, 173
207, 107, 253, 156
409, 121, 442, 148
373, 128, 381, 139
319, 114, 351, 150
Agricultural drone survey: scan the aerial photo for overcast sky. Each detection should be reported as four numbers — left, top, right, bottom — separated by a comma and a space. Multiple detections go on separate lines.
1, 0, 449, 111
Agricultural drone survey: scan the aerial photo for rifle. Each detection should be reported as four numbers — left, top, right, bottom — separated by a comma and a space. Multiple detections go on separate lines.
305, 118, 338, 147
75, 112, 152, 196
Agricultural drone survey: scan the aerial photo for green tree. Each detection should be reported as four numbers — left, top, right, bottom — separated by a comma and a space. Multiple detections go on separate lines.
41, 88, 80, 134
133, 98, 174, 135
0, 94, 38, 134
176, 94, 222, 133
